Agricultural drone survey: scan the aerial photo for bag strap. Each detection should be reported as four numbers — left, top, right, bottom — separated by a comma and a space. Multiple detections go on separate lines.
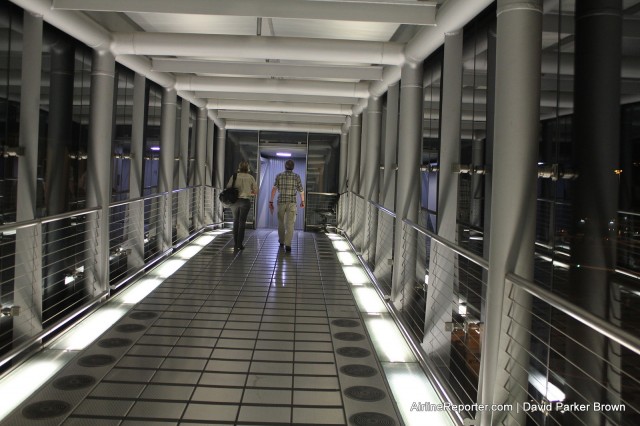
232, 173, 237, 187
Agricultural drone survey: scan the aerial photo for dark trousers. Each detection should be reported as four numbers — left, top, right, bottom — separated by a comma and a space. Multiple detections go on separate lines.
230, 198, 251, 249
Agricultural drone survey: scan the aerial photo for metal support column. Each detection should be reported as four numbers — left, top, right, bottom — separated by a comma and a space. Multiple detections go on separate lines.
177, 98, 190, 241
14, 11, 43, 344
195, 108, 207, 230
359, 108, 369, 197
382, 83, 399, 211
478, 1, 542, 424
425, 29, 463, 373
205, 118, 215, 225
391, 61, 423, 308
158, 88, 176, 252
347, 114, 362, 195
127, 73, 146, 272
363, 96, 382, 264
214, 125, 226, 224
338, 131, 348, 195
470, 138, 484, 228
86, 49, 116, 294
568, 1, 623, 423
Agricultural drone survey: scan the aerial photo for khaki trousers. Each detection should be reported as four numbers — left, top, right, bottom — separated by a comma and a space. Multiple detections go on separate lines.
277, 202, 297, 246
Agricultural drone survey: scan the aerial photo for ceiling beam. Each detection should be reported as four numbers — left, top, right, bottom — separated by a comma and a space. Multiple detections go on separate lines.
53, 0, 437, 25
206, 99, 353, 115
111, 33, 405, 65
217, 111, 347, 124
151, 58, 383, 81
225, 121, 342, 134
193, 91, 360, 105
177, 76, 370, 98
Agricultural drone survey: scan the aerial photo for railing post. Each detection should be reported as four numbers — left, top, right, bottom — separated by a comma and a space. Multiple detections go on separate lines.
195, 108, 207, 230
215, 125, 226, 224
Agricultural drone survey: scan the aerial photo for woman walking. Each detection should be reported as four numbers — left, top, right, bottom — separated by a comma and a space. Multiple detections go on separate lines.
227, 160, 257, 251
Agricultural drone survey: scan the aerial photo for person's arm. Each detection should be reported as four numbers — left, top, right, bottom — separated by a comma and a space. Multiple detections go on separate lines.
269, 186, 277, 211
299, 191, 305, 208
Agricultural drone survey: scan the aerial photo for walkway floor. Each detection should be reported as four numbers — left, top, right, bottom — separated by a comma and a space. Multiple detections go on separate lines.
3, 230, 403, 425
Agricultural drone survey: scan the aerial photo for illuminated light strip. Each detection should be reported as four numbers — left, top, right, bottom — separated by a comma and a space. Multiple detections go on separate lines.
342, 265, 370, 285
365, 316, 414, 362
50, 306, 130, 350
384, 363, 455, 425
0, 351, 75, 421
332, 240, 350, 251
0, 230, 227, 423
354, 287, 388, 314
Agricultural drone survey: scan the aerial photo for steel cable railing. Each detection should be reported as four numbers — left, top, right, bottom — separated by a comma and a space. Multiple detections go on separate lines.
505, 272, 640, 425
0, 207, 101, 360
0, 185, 215, 371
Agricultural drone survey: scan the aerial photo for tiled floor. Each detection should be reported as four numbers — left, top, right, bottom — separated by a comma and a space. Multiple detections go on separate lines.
3, 230, 403, 425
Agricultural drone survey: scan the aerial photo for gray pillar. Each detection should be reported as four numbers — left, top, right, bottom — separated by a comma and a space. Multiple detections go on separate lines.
338, 131, 348, 194
195, 108, 207, 229
347, 114, 362, 194
205, 118, 215, 225
363, 96, 382, 264
470, 139, 484, 228
391, 61, 423, 307
14, 11, 43, 343
478, 1, 541, 424
127, 73, 146, 271
359, 108, 369, 197
86, 49, 116, 294
158, 88, 176, 252
382, 83, 400, 211
215, 125, 227, 223
568, 1, 622, 424
177, 98, 190, 241
425, 29, 463, 374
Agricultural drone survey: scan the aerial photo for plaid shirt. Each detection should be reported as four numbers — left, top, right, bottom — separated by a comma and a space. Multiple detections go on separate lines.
274, 171, 303, 204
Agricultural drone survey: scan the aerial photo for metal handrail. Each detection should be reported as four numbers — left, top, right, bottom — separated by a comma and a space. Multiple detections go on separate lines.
506, 271, 640, 356
108, 190, 172, 209
403, 217, 489, 270
368, 200, 397, 218
307, 191, 339, 196
0, 206, 101, 233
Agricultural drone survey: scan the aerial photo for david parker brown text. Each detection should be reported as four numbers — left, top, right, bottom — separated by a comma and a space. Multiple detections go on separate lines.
410, 401, 626, 414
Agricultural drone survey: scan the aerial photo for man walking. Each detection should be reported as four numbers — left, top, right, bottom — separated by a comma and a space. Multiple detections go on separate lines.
269, 159, 305, 252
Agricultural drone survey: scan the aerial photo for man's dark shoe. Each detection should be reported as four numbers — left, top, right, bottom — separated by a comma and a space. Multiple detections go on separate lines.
279, 243, 285, 248
285, 246, 292, 252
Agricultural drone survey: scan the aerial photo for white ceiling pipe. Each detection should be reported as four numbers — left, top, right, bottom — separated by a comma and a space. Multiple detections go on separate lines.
206, 99, 353, 115
369, 0, 494, 98
224, 121, 342, 134
10, 0, 111, 50
194, 91, 360, 105
10, 0, 213, 111
53, 0, 437, 26
352, 98, 369, 116
178, 76, 370, 98
151, 59, 385, 81
117, 55, 175, 88
207, 109, 225, 129
112, 33, 405, 66
217, 111, 347, 125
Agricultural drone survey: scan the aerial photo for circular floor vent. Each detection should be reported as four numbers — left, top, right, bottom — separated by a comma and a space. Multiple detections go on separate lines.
115, 323, 146, 333
344, 385, 387, 402
53, 374, 96, 391
331, 319, 360, 328
333, 332, 365, 341
336, 347, 371, 358
77, 354, 116, 368
340, 364, 378, 378
349, 412, 396, 426
129, 311, 158, 320
98, 337, 133, 348
22, 400, 71, 419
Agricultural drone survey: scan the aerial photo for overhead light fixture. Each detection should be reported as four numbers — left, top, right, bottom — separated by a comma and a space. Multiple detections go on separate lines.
276, 152, 291, 157
150, 146, 160, 151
